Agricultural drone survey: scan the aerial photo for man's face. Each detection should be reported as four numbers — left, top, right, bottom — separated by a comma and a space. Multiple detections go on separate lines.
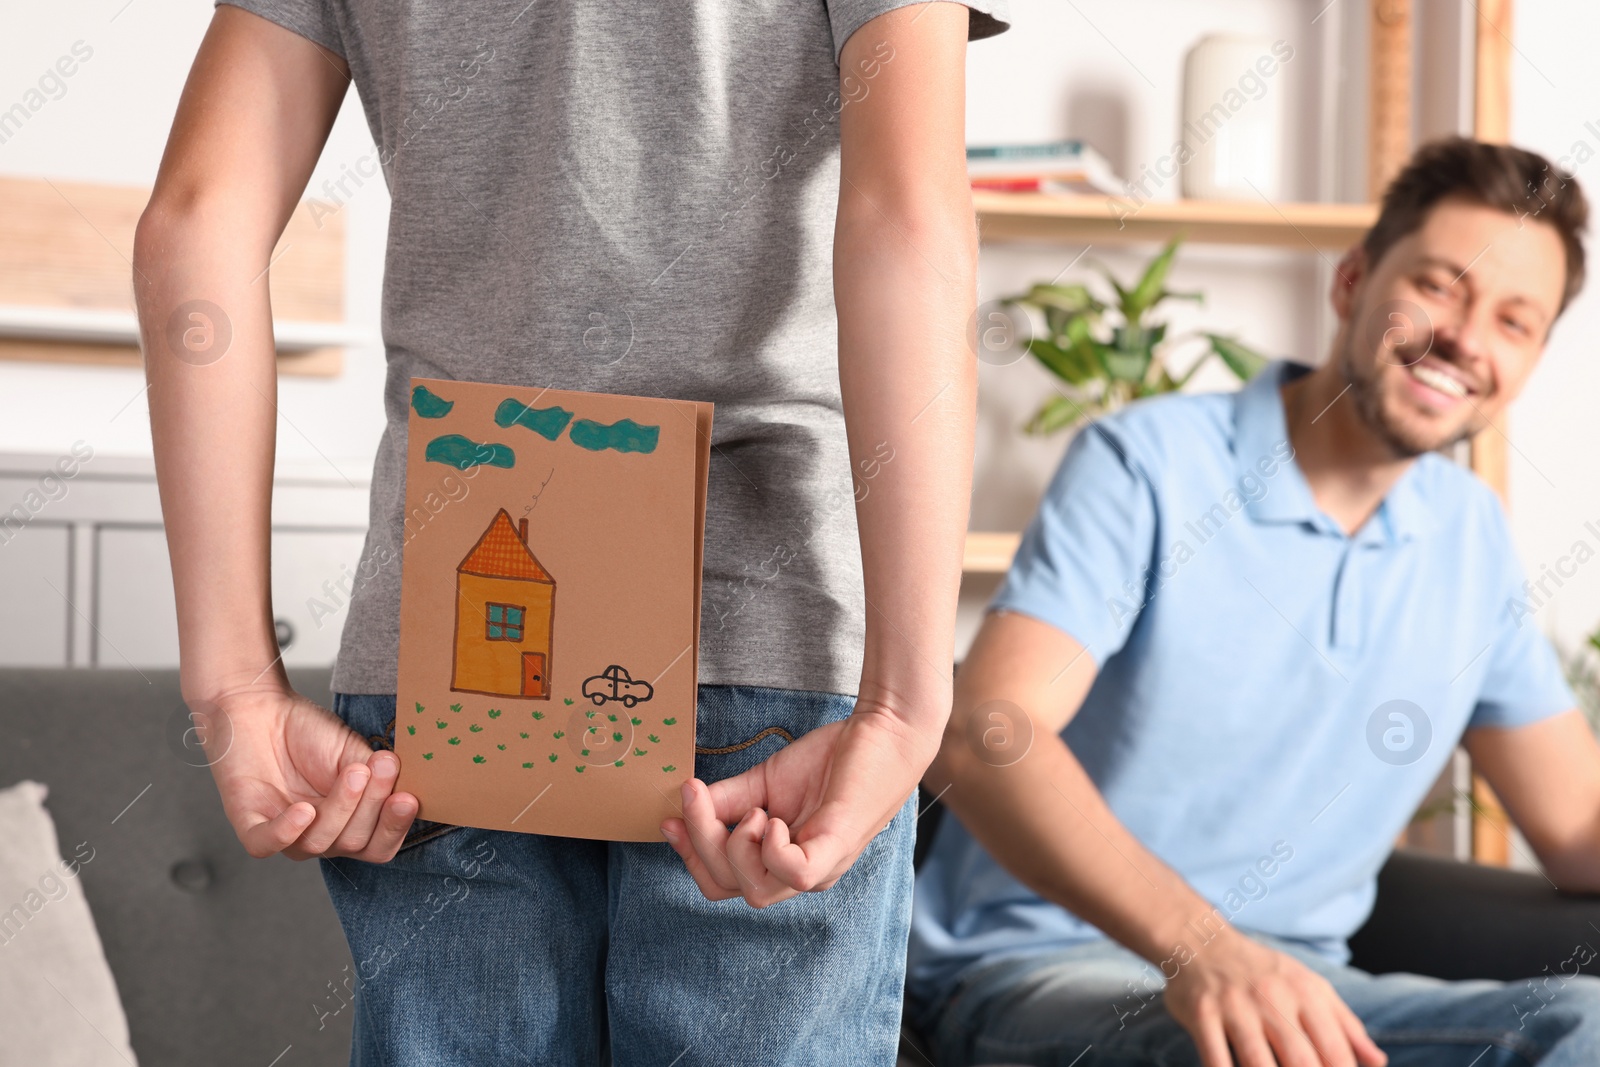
1333, 196, 1567, 457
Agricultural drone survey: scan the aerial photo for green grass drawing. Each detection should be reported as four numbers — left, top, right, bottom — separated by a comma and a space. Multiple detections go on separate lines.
488, 708, 502, 719
496, 743, 506, 751
436, 720, 447, 729
520, 731, 529, 739
663, 717, 677, 726
581, 748, 590, 756
584, 710, 596, 719
531, 710, 544, 720
423, 752, 434, 760
553, 730, 565, 739
607, 714, 617, 722
661, 765, 676, 773
614, 760, 625, 768
631, 717, 642, 726
633, 747, 647, 757
548, 753, 558, 762
522, 762, 534, 769
469, 724, 483, 733
407, 725, 416, 735
611, 731, 623, 742
447, 737, 461, 746
563, 697, 575, 705
450, 703, 462, 713
414, 701, 425, 714
575, 765, 586, 773
648, 734, 660, 743
472, 754, 486, 764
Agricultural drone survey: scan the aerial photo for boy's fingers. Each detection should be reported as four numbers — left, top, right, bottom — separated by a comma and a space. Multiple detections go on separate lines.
354, 792, 419, 863
703, 770, 769, 826
287, 763, 370, 858
661, 819, 741, 901
238, 801, 315, 859
331, 751, 401, 856
680, 780, 742, 891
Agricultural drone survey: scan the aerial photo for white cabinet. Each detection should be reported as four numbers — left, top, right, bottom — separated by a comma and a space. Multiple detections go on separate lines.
0, 522, 72, 665
95, 526, 367, 669
0, 453, 369, 669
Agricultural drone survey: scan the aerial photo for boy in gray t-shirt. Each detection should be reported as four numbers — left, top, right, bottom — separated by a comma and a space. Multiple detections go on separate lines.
135, 0, 1006, 1060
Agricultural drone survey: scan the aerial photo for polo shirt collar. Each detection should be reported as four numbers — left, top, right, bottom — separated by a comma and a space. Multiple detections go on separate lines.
1232, 360, 1433, 544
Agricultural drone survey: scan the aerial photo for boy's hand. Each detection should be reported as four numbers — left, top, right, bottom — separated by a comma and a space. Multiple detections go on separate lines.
1164, 929, 1387, 1067
660, 699, 933, 907
191, 687, 417, 862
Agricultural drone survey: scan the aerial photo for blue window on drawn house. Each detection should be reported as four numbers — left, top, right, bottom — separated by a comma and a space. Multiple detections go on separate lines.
486, 603, 525, 641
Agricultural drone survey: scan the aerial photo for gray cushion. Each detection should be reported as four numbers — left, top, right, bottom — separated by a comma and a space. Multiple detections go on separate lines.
0, 668, 354, 1067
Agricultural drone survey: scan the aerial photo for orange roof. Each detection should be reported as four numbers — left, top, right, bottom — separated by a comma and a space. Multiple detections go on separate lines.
457, 509, 553, 582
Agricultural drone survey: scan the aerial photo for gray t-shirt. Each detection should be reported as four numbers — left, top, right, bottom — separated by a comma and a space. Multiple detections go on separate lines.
217, 0, 1009, 697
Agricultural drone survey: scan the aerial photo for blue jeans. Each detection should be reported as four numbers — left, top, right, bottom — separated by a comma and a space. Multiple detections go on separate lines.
321, 686, 916, 1066
923, 934, 1600, 1066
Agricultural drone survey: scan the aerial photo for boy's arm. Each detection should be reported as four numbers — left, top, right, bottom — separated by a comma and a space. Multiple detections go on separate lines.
135, 7, 415, 861
662, 2, 976, 901
1465, 709, 1600, 886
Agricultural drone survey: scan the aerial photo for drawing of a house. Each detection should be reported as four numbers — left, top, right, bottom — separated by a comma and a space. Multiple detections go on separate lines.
451, 508, 555, 699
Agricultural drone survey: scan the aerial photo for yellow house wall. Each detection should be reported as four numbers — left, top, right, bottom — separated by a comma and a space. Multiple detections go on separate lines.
452, 572, 554, 697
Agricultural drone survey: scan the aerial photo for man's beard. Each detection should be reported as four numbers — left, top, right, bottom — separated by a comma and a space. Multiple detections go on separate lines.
1336, 326, 1478, 459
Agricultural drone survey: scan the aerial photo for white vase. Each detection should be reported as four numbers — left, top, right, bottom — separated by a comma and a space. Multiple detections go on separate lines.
1179, 35, 1289, 201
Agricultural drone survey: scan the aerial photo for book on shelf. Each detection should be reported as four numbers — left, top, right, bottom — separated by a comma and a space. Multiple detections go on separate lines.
967, 139, 1123, 197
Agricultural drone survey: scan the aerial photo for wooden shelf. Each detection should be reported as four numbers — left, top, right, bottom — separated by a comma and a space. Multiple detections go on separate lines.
0, 176, 351, 377
963, 532, 1022, 574
973, 191, 1377, 250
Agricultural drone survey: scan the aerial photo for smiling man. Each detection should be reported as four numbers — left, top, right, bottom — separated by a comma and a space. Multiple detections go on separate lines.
912, 138, 1600, 1066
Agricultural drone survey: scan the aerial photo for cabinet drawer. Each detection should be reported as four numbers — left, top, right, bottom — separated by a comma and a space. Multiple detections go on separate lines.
0, 522, 71, 665
95, 526, 367, 668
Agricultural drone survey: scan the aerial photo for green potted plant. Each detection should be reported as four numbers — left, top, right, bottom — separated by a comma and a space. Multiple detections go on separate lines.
1002, 236, 1273, 435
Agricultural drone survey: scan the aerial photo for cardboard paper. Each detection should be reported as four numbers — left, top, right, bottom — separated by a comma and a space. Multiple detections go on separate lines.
394, 378, 712, 840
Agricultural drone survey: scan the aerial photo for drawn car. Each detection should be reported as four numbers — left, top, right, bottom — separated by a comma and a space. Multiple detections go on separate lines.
582, 665, 654, 708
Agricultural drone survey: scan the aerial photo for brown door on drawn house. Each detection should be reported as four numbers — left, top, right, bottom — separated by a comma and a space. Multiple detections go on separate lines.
521, 652, 548, 698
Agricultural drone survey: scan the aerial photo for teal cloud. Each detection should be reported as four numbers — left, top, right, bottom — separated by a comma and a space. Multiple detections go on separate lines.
411, 384, 455, 419
495, 399, 574, 441
424, 434, 515, 470
569, 418, 659, 454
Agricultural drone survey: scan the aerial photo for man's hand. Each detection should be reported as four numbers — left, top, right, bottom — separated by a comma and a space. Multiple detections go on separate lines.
660, 698, 933, 907
194, 687, 417, 862
1164, 930, 1387, 1067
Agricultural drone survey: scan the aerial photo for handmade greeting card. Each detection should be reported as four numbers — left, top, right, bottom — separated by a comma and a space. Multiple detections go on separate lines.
394, 377, 712, 841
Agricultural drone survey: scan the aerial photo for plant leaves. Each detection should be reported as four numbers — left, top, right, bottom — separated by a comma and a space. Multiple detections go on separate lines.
1027, 337, 1097, 386
1021, 283, 1100, 313
1025, 394, 1092, 436
1124, 236, 1183, 322
1206, 334, 1270, 380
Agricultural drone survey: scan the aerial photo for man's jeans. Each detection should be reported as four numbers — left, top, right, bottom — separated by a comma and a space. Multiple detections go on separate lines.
923, 934, 1600, 1066
322, 686, 916, 1066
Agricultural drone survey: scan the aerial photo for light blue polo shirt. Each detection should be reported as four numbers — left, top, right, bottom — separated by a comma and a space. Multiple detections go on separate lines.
908, 361, 1575, 1009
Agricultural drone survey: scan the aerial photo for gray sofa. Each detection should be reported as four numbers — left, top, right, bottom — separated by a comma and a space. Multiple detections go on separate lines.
4, 667, 1600, 1067
0, 667, 354, 1067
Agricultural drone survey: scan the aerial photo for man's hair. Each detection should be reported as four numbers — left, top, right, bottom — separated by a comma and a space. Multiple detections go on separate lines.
1363, 136, 1589, 312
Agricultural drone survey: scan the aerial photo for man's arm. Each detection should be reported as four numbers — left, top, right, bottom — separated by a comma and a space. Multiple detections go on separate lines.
931, 609, 1385, 1067
662, 2, 976, 904
134, 7, 414, 861
1465, 709, 1600, 887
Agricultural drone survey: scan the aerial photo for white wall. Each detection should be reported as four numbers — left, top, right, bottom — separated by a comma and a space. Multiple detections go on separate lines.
0, 0, 390, 482
1503, 1, 1600, 661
